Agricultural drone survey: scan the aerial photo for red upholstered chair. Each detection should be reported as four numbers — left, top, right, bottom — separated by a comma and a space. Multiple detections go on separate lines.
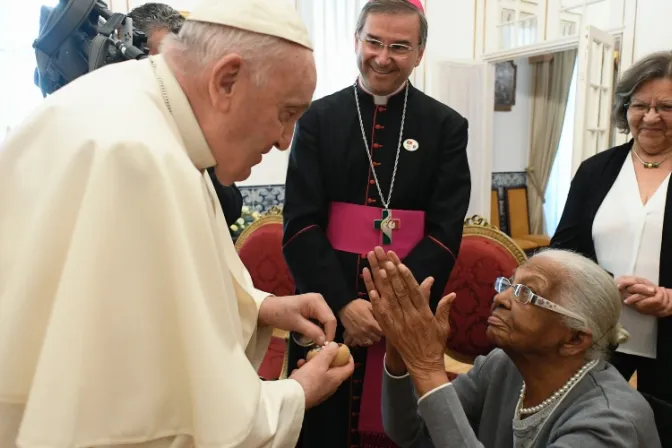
235, 206, 294, 380
444, 215, 527, 368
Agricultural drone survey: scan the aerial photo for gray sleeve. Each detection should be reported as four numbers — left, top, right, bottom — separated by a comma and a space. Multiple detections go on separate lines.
381, 371, 434, 448
449, 354, 490, 426
417, 384, 485, 448
381, 355, 493, 448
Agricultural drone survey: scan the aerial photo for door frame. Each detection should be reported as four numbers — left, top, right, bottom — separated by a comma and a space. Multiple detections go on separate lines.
479, 0, 637, 189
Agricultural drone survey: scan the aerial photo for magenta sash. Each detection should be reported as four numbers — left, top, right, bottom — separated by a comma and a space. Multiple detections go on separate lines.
325, 202, 425, 447
325, 202, 425, 259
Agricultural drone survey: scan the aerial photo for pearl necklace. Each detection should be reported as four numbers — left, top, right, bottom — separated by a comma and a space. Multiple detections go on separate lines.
517, 359, 598, 416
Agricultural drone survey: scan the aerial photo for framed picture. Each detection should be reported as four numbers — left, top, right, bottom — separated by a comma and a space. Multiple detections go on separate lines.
494, 61, 517, 112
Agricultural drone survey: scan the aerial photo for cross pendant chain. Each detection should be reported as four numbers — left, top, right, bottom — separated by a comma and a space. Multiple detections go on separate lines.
354, 81, 409, 246
373, 209, 401, 244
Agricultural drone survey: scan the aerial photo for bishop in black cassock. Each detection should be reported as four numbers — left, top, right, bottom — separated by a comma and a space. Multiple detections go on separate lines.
282, 78, 471, 447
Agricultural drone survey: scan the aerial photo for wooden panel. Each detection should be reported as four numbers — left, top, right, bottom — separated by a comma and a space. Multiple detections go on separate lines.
506, 187, 531, 238
490, 189, 500, 228
444, 354, 472, 375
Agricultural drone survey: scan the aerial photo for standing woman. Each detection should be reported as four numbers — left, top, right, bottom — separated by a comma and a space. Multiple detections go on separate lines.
551, 51, 672, 415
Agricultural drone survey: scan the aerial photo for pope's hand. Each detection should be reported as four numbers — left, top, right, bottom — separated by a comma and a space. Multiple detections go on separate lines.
258, 294, 337, 346
290, 342, 355, 409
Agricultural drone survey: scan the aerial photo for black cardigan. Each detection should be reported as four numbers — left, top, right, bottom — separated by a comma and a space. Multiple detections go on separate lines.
551, 140, 672, 399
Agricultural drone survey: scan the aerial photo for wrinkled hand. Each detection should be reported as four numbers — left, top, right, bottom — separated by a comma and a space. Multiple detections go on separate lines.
362, 247, 455, 377
616, 276, 672, 317
258, 294, 337, 346
290, 342, 355, 409
382, 274, 435, 377
338, 299, 382, 347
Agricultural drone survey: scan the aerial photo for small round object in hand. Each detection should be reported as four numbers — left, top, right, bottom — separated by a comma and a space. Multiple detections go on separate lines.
306, 343, 351, 367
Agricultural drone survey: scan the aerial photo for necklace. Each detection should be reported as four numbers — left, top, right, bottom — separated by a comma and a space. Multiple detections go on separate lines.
353, 81, 408, 244
149, 57, 172, 114
632, 147, 672, 169
517, 359, 598, 416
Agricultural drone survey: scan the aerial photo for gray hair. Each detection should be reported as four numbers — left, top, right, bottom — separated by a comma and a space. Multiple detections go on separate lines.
128, 2, 185, 34
612, 50, 672, 133
530, 249, 629, 361
356, 0, 428, 50
161, 21, 294, 86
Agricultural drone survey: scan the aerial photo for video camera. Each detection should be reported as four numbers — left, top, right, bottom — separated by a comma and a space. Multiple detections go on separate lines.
33, 0, 149, 97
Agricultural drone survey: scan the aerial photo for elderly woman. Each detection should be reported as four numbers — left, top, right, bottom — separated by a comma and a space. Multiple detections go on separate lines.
362, 247, 660, 447
551, 51, 672, 412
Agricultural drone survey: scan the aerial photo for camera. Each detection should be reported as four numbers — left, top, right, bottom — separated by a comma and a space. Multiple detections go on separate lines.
34, 0, 149, 96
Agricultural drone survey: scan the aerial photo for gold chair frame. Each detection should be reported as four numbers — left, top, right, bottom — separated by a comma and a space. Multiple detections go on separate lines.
462, 214, 527, 265
234, 205, 283, 252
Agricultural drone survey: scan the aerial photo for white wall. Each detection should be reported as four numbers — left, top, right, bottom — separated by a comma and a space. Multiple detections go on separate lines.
237, 150, 290, 187
424, 0, 476, 95
492, 57, 532, 173
560, 0, 624, 33
633, 0, 672, 60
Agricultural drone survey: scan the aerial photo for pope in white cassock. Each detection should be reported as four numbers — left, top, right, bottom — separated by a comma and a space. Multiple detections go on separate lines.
0, 0, 355, 446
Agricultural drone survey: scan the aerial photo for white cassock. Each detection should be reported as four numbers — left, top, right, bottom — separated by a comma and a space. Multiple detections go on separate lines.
0, 55, 304, 447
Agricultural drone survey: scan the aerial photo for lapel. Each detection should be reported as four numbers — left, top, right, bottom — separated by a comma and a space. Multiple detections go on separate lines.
660, 170, 672, 289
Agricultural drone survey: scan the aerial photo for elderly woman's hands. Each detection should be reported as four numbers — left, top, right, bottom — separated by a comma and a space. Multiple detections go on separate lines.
616, 275, 672, 317
362, 247, 455, 396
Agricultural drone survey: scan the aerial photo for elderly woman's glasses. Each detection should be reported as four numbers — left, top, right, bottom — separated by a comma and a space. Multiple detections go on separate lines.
494, 277, 588, 327
626, 101, 672, 118
359, 37, 415, 55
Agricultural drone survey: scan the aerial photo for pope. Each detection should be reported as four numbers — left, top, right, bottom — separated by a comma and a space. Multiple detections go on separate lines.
0, 0, 353, 447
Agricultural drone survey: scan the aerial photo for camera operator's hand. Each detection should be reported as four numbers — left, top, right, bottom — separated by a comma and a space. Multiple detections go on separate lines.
289, 342, 354, 409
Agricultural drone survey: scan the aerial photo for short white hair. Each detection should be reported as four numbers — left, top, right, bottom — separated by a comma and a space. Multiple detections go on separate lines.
161, 21, 293, 86
530, 249, 629, 361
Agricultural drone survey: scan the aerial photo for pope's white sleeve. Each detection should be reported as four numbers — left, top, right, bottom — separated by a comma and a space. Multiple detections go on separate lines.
238, 378, 306, 448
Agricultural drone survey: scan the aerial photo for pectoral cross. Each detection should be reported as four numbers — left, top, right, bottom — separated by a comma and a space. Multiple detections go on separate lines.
373, 209, 401, 245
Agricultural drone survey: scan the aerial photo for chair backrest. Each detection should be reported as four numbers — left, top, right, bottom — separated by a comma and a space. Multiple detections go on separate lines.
444, 215, 527, 363
506, 186, 531, 238
490, 189, 500, 229
235, 207, 293, 380
234, 207, 295, 297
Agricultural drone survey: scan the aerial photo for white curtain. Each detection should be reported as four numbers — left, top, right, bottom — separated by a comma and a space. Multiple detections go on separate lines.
434, 61, 492, 219
297, 0, 368, 100
0, 0, 58, 144
544, 60, 578, 236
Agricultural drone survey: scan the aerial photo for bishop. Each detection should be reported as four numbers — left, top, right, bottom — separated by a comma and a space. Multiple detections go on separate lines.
282, 1, 471, 447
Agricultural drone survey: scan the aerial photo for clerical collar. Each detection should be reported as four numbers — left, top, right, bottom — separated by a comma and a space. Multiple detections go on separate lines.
149, 55, 216, 171
357, 77, 408, 105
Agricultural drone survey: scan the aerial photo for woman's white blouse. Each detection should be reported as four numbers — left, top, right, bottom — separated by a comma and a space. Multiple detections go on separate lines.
593, 154, 670, 359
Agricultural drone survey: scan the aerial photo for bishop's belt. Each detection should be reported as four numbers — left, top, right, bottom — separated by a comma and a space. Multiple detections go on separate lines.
325, 202, 425, 258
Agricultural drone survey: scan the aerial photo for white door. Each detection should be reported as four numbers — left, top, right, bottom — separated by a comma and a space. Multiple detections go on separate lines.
571, 25, 615, 175
433, 61, 494, 219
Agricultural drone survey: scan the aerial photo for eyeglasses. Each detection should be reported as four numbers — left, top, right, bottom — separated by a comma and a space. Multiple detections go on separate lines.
494, 277, 588, 327
358, 37, 415, 56
626, 101, 672, 118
